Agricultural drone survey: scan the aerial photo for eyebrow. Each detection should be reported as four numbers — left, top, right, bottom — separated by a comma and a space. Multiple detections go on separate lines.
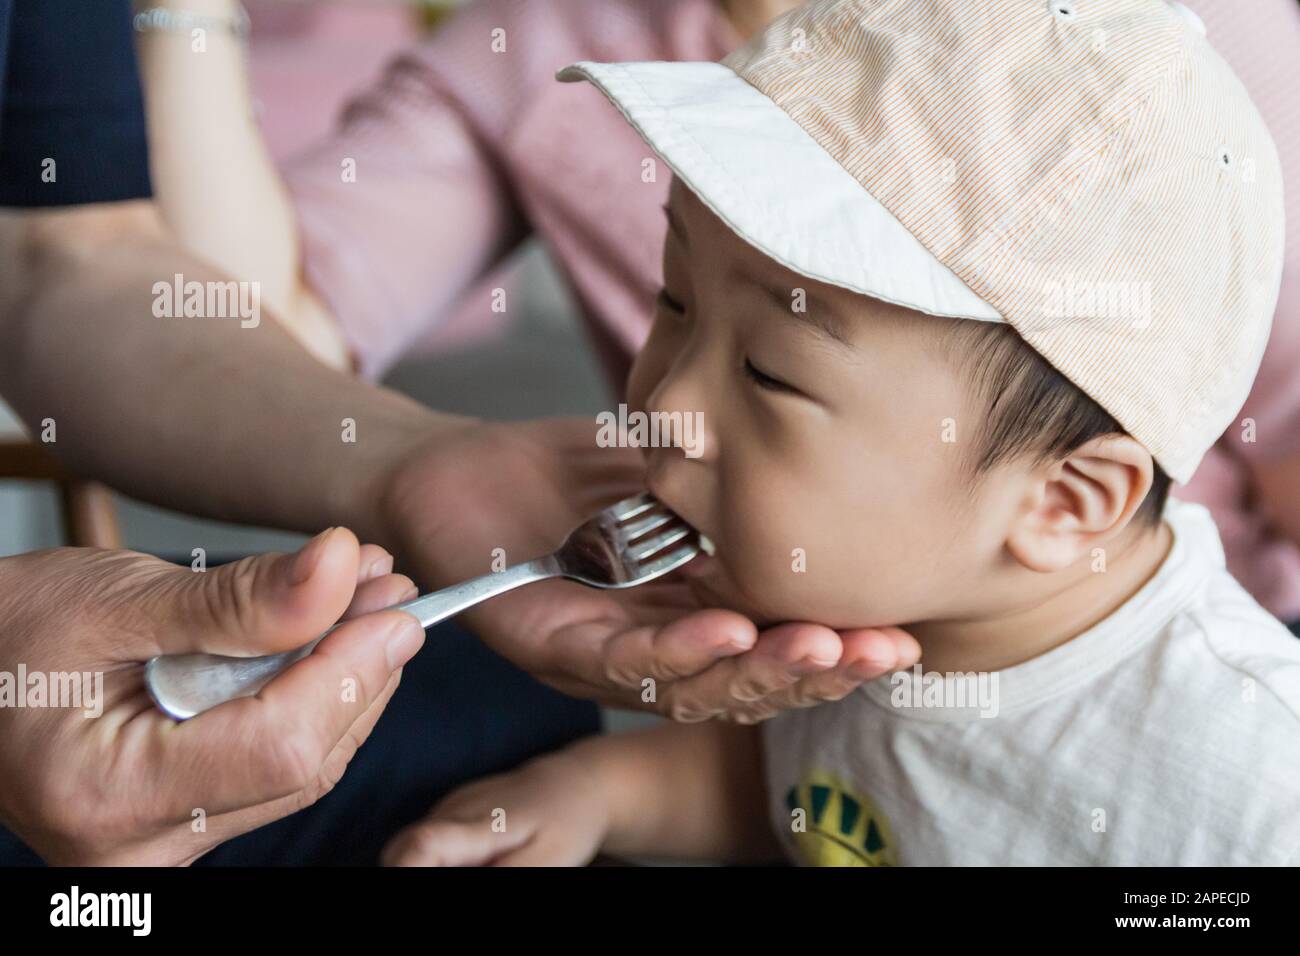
759, 282, 856, 350
663, 199, 855, 351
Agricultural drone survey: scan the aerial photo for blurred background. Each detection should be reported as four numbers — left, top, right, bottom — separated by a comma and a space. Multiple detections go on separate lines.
0, 0, 613, 560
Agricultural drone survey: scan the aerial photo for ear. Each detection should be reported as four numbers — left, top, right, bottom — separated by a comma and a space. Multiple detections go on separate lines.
1006, 435, 1154, 573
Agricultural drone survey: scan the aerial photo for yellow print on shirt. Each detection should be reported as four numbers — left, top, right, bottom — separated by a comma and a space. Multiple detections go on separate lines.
786, 770, 898, 866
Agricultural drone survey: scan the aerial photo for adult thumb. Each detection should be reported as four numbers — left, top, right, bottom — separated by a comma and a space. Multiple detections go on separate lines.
144, 527, 363, 658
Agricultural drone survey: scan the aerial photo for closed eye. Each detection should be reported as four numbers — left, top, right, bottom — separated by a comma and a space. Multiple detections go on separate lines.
744, 357, 799, 394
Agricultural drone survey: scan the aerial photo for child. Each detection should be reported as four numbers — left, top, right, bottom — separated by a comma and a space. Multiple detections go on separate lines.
385, 0, 1300, 865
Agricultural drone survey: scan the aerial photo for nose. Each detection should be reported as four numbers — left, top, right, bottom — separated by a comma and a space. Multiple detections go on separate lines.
641, 355, 717, 465
640, 359, 716, 523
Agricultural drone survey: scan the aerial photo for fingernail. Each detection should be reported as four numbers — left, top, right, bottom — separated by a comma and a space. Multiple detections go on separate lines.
789, 656, 837, 677
291, 528, 335, 585
386, 615, 425, 670
365, 551, 395, 579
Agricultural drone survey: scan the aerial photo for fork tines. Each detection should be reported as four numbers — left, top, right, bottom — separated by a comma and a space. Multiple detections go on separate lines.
610, 492, 659, 521
611, 493, 698, 565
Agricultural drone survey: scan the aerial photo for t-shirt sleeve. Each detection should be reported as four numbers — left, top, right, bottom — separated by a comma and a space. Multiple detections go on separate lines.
0, 0, 152, 207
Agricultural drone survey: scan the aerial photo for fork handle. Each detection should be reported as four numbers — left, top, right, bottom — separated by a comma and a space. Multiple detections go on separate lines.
144, 557, 559, 720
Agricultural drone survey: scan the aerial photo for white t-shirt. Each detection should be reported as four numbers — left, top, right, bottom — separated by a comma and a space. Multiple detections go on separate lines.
762, 498, 1300, 866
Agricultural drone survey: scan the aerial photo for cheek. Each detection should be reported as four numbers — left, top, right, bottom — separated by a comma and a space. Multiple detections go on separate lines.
833, 442, 970, 582
704, 443, 861, 624
709, 429, 972, 627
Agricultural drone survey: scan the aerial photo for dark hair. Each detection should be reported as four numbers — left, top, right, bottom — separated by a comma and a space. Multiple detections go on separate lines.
939, 320, 1170, 530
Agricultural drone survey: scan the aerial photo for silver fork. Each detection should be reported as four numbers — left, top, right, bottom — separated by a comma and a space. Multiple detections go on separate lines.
144, 493, 699, 720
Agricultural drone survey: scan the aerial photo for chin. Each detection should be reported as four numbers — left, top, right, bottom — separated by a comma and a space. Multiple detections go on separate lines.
680, 570, 783, 627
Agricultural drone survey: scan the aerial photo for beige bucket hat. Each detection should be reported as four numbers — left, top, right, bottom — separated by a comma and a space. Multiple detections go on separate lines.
558, 0, 1285, 483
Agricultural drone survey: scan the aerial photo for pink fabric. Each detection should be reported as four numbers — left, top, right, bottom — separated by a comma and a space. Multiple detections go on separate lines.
246, 1, 417, 161
285, 0, 1300, 619
286, 0, 739, 380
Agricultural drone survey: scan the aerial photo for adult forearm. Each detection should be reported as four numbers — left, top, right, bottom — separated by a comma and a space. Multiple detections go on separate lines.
0, 203, 463, 542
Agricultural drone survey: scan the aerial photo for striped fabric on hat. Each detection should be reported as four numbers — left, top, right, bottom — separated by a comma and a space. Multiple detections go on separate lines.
721, 0, 1285, 482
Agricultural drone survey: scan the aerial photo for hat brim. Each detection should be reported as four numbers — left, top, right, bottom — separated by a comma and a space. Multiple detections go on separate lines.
557, 60, 1001, 323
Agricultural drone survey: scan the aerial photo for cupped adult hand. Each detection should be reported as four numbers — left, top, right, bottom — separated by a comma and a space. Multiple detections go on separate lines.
377, 417, 919, 723
0, 528, 424, 865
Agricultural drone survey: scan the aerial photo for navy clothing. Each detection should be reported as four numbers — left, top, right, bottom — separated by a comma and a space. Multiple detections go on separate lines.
0, 0, 151, 205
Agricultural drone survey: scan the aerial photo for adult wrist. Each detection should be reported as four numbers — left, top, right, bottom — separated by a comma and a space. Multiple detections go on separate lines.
326, 403, 480, 550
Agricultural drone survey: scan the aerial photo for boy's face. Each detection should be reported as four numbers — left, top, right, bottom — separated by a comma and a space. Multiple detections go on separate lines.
628, 180, 1022, 630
